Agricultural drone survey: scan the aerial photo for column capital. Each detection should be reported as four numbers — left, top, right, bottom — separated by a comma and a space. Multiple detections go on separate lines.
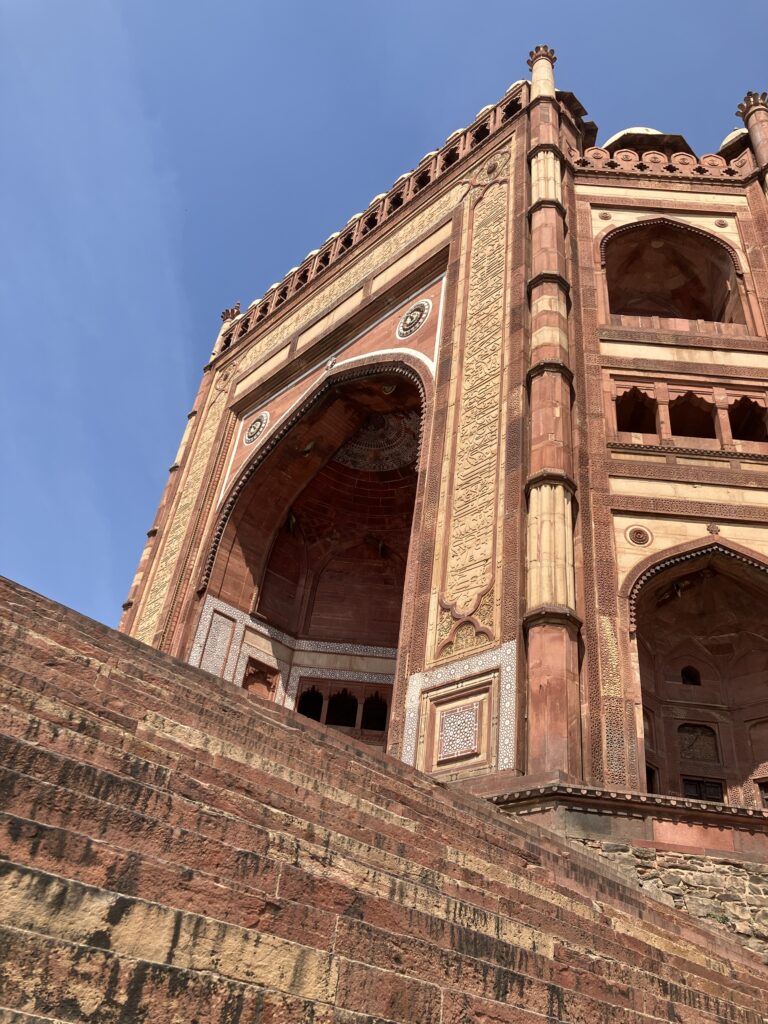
736, 91, 768, 124
527, 44, 557, 69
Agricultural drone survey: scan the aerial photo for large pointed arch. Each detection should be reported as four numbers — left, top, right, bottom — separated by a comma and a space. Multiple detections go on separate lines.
621, 537, 768, 630
598, 217, 747, 325
196, 356, 430, 596
598, 216, 743, 274
623, 537, 768, 805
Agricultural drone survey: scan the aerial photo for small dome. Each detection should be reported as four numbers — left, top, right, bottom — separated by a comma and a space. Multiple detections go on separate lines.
720, 127, 747, 150
602, 126, 662, 148
600, 126, 695, 157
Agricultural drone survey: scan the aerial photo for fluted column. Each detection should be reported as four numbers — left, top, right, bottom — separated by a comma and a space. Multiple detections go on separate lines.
524, 45, 581, 778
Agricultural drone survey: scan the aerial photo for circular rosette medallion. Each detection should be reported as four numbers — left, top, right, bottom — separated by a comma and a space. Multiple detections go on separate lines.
244, 412, 269, 445
396, 299, 432, 340
626, 526, 652, 547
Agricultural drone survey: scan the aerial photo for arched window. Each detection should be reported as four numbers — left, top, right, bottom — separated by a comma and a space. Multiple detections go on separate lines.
297, 686, 323, 722
669, 392, 717, 439
680, 665, 701, 686
326, 688, 358, 727
616, 388, 657, 435
729, 396, 768, 443
361, 692, 388, 731
604, 221, 745, 324
678, 724, 719, 763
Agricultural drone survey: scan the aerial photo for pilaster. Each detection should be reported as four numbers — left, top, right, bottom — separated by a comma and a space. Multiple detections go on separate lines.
523, 45, 581, 777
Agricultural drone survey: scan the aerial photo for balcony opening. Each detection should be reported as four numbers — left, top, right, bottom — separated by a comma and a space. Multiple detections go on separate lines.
604, 220, 745, 324
326, 688, 358, 728
729, 396, 768, 442
669, 392, 717, 439
297, 686, 323, 722
616, 387, 657, 434
440, 146, 459, 171
361, 692, 388, 732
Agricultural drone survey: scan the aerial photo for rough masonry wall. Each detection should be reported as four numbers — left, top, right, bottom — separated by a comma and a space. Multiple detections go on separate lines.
575, 839, 768, 962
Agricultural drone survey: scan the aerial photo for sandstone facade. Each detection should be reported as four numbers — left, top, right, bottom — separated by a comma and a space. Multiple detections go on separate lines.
118, 46, 768, 863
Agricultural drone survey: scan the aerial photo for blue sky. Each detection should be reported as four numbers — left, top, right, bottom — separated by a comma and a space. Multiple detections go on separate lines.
1, 1, 766, 627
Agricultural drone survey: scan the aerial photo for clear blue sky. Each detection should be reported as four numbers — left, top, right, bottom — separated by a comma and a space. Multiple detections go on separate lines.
1, 1, 766, 627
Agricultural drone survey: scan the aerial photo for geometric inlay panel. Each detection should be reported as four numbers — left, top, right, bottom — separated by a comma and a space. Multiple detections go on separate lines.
438, 702, 480, 761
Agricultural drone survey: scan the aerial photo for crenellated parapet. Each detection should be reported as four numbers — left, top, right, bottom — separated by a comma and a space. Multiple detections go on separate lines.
216, 84, 528, 356
573, 145, 754, 179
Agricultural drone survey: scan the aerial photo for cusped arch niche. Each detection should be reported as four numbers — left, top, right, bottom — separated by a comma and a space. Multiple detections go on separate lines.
197, 359, 429, 651
626, 540, 768, 804
600, 218, 747, 326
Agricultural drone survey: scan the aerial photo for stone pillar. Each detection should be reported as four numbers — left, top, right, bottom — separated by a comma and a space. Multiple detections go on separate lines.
524, 45, 581, 778
738, 91, 768, 197
738, 91, 768, 167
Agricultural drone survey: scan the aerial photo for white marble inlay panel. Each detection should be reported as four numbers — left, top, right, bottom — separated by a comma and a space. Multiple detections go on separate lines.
439, 702, 480, 760
401, 640, 517, 770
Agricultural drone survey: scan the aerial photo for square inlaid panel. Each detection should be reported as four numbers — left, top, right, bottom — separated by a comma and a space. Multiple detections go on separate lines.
418, 671, 498, 780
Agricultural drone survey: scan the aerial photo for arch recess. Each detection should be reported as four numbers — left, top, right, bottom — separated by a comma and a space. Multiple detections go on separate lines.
622, 538, 768, 630
197, 356, 430, 595
599, 217, 743, 274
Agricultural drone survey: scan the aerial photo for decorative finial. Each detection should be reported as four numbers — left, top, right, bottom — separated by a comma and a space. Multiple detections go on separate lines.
527, 44, 557, 69
707, 522, 721, 535
736, 91, 768, 123
221, 302, 240, 322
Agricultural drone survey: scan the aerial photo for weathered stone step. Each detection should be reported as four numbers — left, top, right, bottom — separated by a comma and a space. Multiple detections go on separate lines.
0, 811, 334, 950
0, 655, 704, 937
0, 1010, 72, 1024
3, 576, 768, 1021
0, 618, 618, 892
0, 924, 368, 1024
1, 679, 765, 991
2, 861, 752, 1024
2, 763, 762, 1010
0, 699, 433, 856
0, 731, 707, 977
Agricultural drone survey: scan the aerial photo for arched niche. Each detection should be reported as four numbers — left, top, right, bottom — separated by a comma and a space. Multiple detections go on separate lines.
602, 219, 746, 325
631, 544, 768, 805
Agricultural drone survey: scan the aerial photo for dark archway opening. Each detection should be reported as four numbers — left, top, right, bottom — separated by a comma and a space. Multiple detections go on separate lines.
616, 387, 658, 435
635, 552, 768, 805
297, 686, 323, 722
669, 392, 717, 440
326, 688, 358, 728
362, 692, 388, 732
605, 221, 745, 324
207, 369, 423, 747
729, 396, 768, 443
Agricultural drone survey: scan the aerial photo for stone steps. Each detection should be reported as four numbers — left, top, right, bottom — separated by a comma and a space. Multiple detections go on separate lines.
1, 576, 768, 1022
3, 589, 765, 954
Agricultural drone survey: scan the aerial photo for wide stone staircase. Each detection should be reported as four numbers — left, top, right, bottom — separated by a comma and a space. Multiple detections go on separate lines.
1, 576, 767, 1023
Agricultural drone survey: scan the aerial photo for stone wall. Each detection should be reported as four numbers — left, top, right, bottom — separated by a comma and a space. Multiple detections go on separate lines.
574, 839, 768, 963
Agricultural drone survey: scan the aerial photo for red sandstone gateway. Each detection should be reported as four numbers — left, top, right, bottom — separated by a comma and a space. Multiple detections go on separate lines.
2, 43, 768, 1021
